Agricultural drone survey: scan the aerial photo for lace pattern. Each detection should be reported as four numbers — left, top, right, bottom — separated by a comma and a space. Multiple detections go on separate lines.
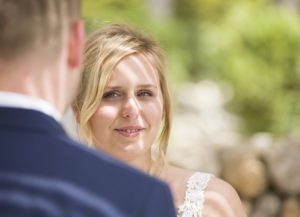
177, 172, 211, 217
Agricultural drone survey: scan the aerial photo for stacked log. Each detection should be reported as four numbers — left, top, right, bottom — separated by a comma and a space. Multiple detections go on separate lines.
219, 139, 300, 217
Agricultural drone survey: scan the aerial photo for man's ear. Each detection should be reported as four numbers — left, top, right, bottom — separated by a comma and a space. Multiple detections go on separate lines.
68, 19, 85, 68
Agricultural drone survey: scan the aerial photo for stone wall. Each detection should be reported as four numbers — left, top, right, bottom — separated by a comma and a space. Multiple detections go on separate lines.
167, 81, 300, 217
219, 137, 300, 217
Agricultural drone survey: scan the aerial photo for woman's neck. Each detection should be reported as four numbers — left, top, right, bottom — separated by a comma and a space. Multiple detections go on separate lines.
122, 152, 153, 173
122, 153, 168, 180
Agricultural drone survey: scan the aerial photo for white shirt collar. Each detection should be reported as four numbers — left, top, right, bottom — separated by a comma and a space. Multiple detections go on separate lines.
0, 91, 61, 121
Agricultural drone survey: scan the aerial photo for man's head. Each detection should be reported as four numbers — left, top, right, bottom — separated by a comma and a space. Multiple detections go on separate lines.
0, 0, 84, 115
0, 0, 81, 61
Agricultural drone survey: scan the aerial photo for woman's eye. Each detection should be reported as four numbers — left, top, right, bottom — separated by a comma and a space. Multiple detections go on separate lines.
103, 91, 120, 99
138, 90, 153, 97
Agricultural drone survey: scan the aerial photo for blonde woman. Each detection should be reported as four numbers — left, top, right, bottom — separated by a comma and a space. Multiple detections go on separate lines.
73, 24, 247, 217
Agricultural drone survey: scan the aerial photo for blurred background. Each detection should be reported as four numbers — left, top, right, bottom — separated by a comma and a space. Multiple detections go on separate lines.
62, 0, 300, 216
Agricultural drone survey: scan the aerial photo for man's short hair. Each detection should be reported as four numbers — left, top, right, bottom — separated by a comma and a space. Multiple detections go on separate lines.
0, 0, 81, 61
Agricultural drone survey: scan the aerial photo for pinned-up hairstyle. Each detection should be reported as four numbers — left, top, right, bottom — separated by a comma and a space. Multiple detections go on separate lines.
73, 24, 172, 175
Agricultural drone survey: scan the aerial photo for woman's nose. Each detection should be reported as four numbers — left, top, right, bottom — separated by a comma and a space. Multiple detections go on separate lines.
121, 96, 140, 119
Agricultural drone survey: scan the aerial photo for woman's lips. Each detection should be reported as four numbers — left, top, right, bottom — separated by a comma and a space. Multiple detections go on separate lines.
115, 126, 144, 138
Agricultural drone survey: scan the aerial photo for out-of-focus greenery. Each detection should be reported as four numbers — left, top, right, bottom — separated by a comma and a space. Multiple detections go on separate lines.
197, 1, 300, 136
82, 0, 300, 137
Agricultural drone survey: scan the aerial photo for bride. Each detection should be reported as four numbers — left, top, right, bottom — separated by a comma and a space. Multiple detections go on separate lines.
73, 24, 247, 217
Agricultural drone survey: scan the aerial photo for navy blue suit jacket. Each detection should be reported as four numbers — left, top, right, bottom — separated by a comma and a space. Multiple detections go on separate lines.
0, 107, 176, 217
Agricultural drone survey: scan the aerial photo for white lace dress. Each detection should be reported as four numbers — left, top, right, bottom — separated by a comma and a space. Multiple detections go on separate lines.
177, 172, 211, 217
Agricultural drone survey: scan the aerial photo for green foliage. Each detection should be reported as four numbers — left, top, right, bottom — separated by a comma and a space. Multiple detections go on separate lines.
198, 1, 300, 135
82, 0, 149, 34
176, 0, 232, 20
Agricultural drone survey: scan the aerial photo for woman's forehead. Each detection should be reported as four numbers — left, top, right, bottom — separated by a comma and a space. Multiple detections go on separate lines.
108, 53, 160, 86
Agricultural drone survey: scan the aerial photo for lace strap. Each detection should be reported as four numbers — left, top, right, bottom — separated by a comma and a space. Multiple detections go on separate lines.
177, 172, 211, 217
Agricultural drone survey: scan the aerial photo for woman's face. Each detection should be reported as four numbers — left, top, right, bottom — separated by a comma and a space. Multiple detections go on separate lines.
90, 53, 164, 161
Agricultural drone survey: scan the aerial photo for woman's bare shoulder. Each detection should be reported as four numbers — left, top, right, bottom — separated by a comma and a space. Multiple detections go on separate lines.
203, 176, 247, 217
166, 165, 196, 207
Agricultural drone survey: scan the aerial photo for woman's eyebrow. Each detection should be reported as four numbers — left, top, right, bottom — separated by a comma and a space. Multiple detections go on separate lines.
104, 86, 122, 90
105, 84, 157, 89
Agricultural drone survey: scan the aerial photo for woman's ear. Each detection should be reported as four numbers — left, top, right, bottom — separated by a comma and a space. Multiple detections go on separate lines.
71, 103, 80, 124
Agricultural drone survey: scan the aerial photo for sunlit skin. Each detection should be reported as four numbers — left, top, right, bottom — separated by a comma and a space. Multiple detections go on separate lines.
90, 53, 164, 170
88, 53, 247, 217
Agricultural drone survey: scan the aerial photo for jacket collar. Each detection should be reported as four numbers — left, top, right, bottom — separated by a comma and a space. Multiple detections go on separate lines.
0, 107, 65, 136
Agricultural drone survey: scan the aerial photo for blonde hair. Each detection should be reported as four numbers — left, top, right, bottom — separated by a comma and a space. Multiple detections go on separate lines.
73, 24, 172, 175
